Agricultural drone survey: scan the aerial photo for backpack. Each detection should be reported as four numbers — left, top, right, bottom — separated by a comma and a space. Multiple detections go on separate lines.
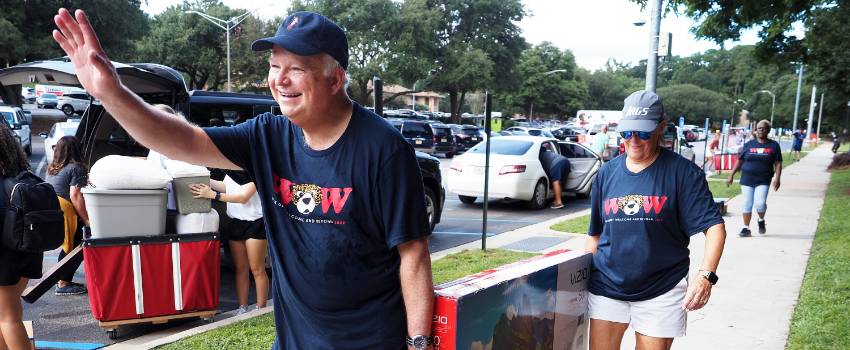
2, 171, 65, 252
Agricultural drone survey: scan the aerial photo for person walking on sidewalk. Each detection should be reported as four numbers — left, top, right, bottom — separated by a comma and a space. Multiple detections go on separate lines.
586, 90, 727, 350
725, 120, 782, 237
53, 9, 434, 349
190, 171, 268, 315
0, 123, 40, 350
45, 136, 89, 296
791, 128, 805, 161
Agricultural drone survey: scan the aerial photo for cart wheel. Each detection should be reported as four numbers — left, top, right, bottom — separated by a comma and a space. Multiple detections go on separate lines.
203, 317, 214, 323
107, 329, 119, 340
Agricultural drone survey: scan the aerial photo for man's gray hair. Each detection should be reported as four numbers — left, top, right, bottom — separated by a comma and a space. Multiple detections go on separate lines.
323, 54, 350, 96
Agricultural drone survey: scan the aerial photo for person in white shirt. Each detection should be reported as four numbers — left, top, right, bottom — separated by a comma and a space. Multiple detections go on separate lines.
190, 172, 268, 315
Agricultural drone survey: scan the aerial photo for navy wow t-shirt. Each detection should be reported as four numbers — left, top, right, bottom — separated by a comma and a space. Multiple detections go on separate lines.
738, 139, 782, 187
205, 104, 430, 349
588, 148, 724, 301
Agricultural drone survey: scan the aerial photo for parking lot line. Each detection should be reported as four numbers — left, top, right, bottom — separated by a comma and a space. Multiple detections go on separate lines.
441, 217, 537, 224
34, 341, 104, 350
433, 231, 497, 236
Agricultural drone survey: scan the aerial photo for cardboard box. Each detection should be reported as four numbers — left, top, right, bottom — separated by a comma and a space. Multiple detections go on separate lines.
432, 249, 592, 350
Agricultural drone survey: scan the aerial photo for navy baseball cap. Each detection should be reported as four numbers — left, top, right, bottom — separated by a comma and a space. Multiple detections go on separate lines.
619, 90, 665, 132
251, 11, 349, 70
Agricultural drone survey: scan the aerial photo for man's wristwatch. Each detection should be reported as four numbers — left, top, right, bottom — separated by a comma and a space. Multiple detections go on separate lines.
699, 270, 719, 285
406, 335, 433, 350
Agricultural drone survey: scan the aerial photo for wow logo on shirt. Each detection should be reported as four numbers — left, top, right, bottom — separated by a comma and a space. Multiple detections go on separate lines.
271, 174, 352, 225
748, 147, 774, 155
603, 194, 668, 221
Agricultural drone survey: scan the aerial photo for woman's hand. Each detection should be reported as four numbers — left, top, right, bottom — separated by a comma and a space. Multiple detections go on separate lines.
189, 183, 215, 199
725, 175, 734, 187
772, 177, 781, 191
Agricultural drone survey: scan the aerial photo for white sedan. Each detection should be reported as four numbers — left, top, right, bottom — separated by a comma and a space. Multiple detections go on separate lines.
41, 119, 81, 165
448, 136, 602, 209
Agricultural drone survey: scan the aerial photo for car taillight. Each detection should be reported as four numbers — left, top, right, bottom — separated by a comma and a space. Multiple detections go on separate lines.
450, 163, 463, 172
433, 136, 438, 144
499, 165, 526, 175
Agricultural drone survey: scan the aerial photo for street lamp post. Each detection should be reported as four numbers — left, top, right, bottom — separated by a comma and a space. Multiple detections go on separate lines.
645, 0, 662, 92
185, 10, 253, 92
792, 63, 804, 132
755, 90, 775, 126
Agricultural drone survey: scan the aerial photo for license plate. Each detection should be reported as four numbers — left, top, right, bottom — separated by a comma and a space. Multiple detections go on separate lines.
471, 138, 478, 141
441, 138, 448, 142
415, 140, 423, 145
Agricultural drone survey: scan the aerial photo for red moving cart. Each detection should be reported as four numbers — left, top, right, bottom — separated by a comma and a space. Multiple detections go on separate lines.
83, 233, 220, 339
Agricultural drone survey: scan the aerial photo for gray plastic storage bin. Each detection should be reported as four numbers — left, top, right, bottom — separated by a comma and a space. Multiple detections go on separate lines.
82, 188, 167, 239
171, 175, 211, 214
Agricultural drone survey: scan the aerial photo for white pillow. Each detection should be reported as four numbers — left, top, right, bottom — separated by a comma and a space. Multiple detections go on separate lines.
175, 208, 219, 234
89, 155, 172, 189
164, 159, 210, 178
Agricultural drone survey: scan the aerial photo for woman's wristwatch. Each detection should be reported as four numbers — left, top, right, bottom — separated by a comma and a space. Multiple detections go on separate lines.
699, 270, 719, 285
213, 191, 221, 201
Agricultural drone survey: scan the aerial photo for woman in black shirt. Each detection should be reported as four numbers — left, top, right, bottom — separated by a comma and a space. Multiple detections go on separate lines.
0, 122, 41, 349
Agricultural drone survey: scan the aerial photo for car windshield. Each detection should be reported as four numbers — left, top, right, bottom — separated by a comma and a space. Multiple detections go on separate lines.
527, 129, 542, 136
468, 139, 533, 155
42, 93, 57, 99
432, 127, 450, 137
1, 112, 13, 125
460, 128, 478, 136
61, 126, 78, 135
402, 122, 431, 138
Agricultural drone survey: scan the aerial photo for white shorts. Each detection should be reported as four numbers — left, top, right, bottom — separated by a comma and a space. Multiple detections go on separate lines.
588, 277, 688, 338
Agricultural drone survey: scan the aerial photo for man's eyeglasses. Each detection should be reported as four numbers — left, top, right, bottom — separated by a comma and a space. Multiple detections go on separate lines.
620, 130, 653, 140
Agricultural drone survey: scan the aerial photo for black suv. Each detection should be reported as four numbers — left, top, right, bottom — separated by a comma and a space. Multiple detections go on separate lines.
389, 119, 457, 158
449, 124, 482, 152
0, 59, 445, 232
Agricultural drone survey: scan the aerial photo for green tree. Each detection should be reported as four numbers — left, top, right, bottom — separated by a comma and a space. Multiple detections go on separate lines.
0, 0, 148, 67
500, 42, 587, 119
424, 0, 527, 123
579, 60, 644, 110
135, 0, 273, 91
656, 84, 731, 124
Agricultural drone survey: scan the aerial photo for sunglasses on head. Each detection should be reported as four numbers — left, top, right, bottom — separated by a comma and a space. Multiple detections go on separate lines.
620, 130, 653, 140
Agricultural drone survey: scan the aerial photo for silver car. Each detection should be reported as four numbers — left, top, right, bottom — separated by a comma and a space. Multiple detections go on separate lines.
0, 105, 32, 155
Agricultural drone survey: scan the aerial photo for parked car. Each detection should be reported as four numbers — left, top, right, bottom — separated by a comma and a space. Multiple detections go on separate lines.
389, 118, 439, 154
429, 124, 457, 157
57, 91, 92, 116
449, 124, 483, 152
0, 59, 446, 232
21, 87, 36, 104
36, 92, 58, 109
504, 126, 555, 138
448, 136, 601, 209
41, 119, 81, 165
0, 105, 32, 155
551, 126, 586, 142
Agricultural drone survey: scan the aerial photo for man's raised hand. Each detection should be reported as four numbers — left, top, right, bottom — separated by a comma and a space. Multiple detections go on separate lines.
52, 8, 121, 102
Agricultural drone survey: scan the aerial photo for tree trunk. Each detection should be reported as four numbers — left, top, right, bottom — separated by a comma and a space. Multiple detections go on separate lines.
449, 89, 460, 124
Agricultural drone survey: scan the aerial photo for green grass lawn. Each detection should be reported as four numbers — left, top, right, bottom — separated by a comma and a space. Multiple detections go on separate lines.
550, 215, 590, 234
156, 249, 535, 350
786, 168, 850, 349
838, 142, 849, 153
707, 181, 740, 199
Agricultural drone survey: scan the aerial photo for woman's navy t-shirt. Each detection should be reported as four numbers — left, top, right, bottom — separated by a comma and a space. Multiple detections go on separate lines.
588, 148, 724, 301
738, 139, 782, 187
204, 104, 430, 349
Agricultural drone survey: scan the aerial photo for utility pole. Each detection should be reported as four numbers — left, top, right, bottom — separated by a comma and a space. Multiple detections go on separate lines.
792, 63, 804, 132
816, 93, 824, 143
644, 0, 662, 92
806, 85, 817, 143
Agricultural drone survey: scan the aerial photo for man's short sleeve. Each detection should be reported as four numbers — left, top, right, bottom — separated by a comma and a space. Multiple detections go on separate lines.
377, 146, 431, 249
588, 170, 604, 236
202, 116, 258, 171
678, 165, 724, 236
